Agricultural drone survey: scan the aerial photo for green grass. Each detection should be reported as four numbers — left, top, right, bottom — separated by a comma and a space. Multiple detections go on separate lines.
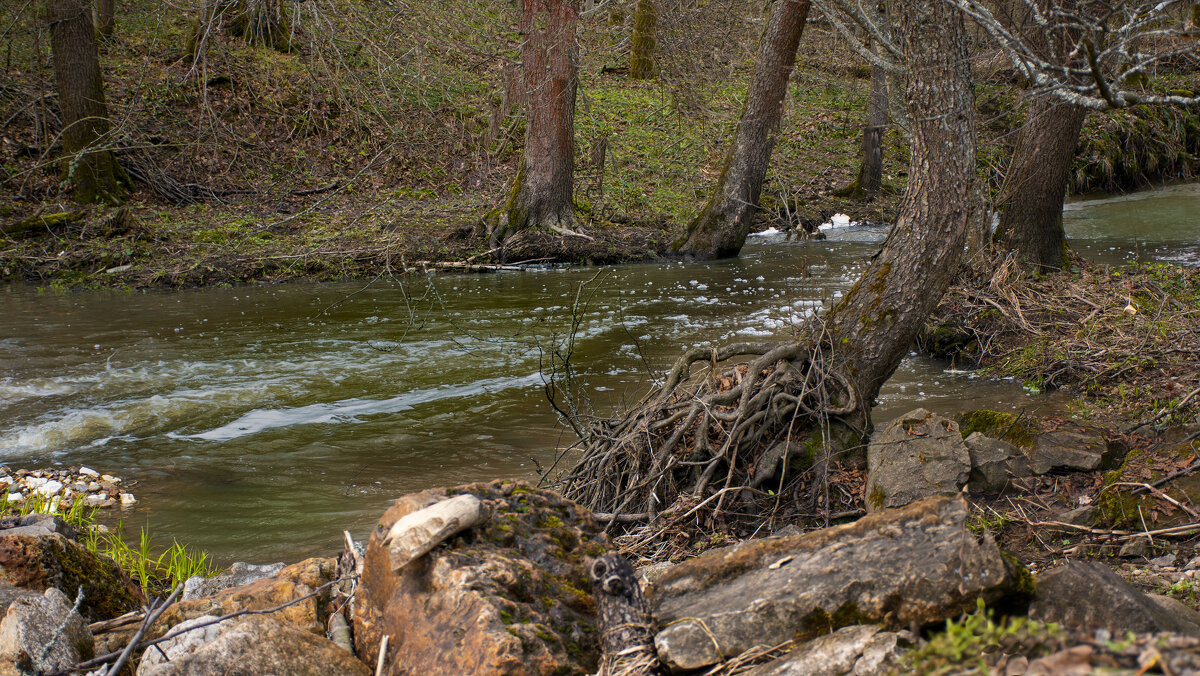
0, 493, 220, 597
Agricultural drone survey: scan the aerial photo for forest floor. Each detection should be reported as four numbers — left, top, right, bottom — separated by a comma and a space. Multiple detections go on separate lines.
3, 1, 1198, 289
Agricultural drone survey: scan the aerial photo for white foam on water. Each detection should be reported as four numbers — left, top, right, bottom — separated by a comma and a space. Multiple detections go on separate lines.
190, 372, 544, 442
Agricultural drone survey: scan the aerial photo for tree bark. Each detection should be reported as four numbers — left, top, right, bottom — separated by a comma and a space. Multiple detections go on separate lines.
95, 0, 114, 38
673, 0, 810, 259
824, 0, 979, 410
630, 0, 657, 80
836, 53, 888, 199
227, 0, 292, 52
490, 0, 580, 250
46, 0, 130, 204
993, 96, 1087, 271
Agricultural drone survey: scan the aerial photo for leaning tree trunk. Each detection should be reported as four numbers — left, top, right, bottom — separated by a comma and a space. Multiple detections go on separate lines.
95, 0, 114, 38
489, 0, 581, 250
672, 0, 810, 259
561, 0, 979, 527
824, 0, 979, 410
993, 97, 1086, 271
46, 0, 130, 204
630, 0, 657, 79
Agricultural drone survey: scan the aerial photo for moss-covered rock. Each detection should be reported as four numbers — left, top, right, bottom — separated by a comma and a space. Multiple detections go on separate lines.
955, 409, 1036, 449
0, 532, 144, 621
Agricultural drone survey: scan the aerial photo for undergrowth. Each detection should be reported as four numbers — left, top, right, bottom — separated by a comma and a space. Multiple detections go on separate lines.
905, 598, 1063, 674
0, 493, 220, 597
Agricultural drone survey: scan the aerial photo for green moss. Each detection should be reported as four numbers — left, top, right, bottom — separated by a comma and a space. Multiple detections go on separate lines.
796, 602, 875, 641
955, 410, 1035, 449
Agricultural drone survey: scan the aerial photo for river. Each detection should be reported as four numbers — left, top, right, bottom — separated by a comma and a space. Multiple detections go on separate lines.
1, 182, 1197, 563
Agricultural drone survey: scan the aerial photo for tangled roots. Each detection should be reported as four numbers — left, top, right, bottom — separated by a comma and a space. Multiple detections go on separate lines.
558, 339, 863, 538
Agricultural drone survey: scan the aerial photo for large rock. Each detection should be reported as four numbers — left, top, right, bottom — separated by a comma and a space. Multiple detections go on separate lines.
137, 614, 368, 676
354, 480, 608, 676
0, 532, 144, 620
964, 433, 1029, 492
648, 496, 1024, 672
865, 408, 971, 510
0, 514, 79, 540
1029, 561, 1200, 636
152, 557, 336, 639
182, 561, 286, 600
746, 625, 911, 676
0, 587, 93, 674
1024, 422, 1112, 474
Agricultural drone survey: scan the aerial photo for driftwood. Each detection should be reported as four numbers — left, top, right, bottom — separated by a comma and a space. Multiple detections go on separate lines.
380, 494, 491, 570
589, 553, 656, 676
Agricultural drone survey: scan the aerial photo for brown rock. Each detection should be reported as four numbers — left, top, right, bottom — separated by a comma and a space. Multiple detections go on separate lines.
354, 480, 607, 676
151, 557, 337, 639
0, 533, 143, 620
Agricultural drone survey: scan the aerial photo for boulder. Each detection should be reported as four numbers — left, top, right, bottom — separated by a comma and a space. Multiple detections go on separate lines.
0, 514, 79, 540
1024, 422, 1113, 474
182, 561, 286, 600
137, 614, 368, 676
865, 409, 971, 510
152, 557, 336, 639
746, 625, 911, 676
1029, 561, 1200, 636
0, 587, 93, 674
354, 480, 608, 676
648, 496, 1025, 672
0, 532, 144, 620
964, 433, 1029, 492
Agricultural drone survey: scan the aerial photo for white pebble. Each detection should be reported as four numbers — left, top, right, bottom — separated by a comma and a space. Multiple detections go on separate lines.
6, 493, 23, 502
79, 467, 100, 478
120, 493, 137, 506
102, 475, 121, 483
34, 480, 64, 497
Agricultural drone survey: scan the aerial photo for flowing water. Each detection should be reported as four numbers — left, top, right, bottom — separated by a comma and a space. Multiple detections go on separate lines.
1, 183, 1195, 563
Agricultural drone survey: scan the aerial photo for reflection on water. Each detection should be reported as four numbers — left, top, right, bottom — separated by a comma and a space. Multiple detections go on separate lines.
1, 182, 1191, 563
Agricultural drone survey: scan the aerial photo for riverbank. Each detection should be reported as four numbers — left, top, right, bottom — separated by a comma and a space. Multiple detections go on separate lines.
4, 0, 1199, 290
924, 257, 1200, 428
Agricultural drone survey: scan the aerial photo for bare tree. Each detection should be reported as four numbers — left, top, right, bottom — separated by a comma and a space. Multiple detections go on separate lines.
672, 0, 811, 260
95, 0, 115, 38
46, 0, 130, 203
563, 0, 982, 525
489, 0, 585, 252
630, 0, 657, 79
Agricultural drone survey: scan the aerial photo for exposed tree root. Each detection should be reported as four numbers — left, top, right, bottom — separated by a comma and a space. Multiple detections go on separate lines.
558, 335, 866, 548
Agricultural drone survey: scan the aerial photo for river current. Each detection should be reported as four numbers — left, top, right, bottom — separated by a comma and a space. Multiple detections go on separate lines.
1, 182, 1196, 562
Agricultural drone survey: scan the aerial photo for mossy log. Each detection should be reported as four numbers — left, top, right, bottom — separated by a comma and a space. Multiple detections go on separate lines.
2, 212, 77, 238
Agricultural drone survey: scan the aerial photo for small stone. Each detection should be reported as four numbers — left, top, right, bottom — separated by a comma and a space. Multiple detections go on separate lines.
24, 477, 46, 488
101, 475, 120, 484
120, 493, 136, 506
78, 467, 99, 478
6, 494, 22, 503
34, 480, 64, 497
1186, 556, 1200, 570
72, 482, 88, 492
1151, 553, 1176, 568
87, 482, 101, 492
85, 494, 109, 507
1120, 538, 1152, 558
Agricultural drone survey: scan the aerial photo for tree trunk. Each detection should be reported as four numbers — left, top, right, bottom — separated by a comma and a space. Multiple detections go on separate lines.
993, 96, 1087, 271
95, 0, 114, 38
227, 0, 291, 52
490, 0, 580, 250
46, 0, 130, 204
630, 0, 657, 79
824, 0, 979, 410
836, 53, 888, 199
672, 0, 810, 259
559, 0, 980, 530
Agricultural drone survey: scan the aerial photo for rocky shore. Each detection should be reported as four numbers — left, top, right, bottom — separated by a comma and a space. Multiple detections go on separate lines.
1, 466, 136, 510
3, 407, 1200, 674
